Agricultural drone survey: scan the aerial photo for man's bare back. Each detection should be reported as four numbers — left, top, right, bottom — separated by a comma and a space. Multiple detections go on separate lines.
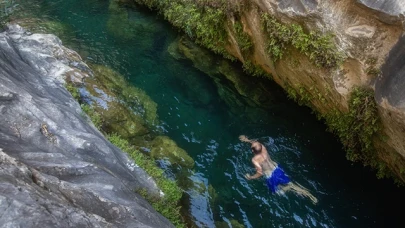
239, 135, 277, 179
239, 135, 318, 204
251, 145, 277, 178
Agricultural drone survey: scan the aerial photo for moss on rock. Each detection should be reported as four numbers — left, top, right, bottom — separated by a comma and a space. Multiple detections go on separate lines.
173, 36, 274, 108
215, 219, 245, 228
286, 85, 398, 180
77, 64, 159, 139
78, 64, 195, 170
148, 136, 195, 168
11, 18, 75, 41
89, 64, 158, 125
107, 0, 158, 46
207, 184, 218, 205
67, 66, 190, 226
260, 13, 344, 69
324, 87, 380, 163
233, 20, 253, 55
107, 134, 186, 228
131, 0, 230, 57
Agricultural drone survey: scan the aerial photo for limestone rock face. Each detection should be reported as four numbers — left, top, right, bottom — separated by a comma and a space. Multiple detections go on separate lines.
0, 24, 173, 227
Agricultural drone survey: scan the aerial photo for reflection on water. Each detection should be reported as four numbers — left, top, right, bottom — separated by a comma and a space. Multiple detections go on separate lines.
15, 0, 405, 227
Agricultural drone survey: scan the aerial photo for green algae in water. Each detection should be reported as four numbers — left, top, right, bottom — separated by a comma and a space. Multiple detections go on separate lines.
148, 136, 195, 168
88, 64, 158, 125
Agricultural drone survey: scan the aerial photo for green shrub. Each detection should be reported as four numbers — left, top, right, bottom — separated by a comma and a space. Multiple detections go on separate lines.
242, 60, 268, 77
80, 104, 103, 129
366, 66, 381, 77
233, 21, 252, 54
64, 83, 102, 129
322, 88, 399, 182
261, 14, 344, 68
285, 85, 401, 181
325, 88, 380, 162
133, 0, 229, 55
65, 83, 80, 100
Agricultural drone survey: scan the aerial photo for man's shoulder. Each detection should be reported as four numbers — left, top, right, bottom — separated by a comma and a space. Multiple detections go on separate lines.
252, 155, 263, 162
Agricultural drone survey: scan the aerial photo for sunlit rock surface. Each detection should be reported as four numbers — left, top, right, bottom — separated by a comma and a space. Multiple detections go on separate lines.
0, 24, 173, 227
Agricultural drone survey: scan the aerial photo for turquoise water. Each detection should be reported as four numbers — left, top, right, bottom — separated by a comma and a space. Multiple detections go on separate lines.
15, 0, 404, 227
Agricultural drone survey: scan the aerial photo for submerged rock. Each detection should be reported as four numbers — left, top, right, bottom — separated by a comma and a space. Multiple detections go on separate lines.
107, 0, 160, 49
82, 64, 158, 138
9, 17, 76, 41
0, 24, 173, 227
208, 184, 218, 205
78, 64, 195, 171
169, 36, 280, 121
215, 219, 245, 228
148, 136, 195, 168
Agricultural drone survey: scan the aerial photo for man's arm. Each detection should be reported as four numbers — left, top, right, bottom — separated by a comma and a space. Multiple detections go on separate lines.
245, 159, 263, 180
239, 135, 256, 143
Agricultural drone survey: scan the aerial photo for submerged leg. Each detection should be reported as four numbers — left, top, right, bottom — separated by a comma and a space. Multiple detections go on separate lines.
280, 183, 318, 204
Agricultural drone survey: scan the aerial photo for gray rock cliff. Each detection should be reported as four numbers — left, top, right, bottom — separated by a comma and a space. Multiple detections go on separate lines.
0, 24, 173, 228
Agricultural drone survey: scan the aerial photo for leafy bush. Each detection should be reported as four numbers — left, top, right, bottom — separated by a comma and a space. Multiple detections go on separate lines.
233, 21, 252, 53
261, 14, 344, 68
80, 104, 103, 129
326, 87, 380, 163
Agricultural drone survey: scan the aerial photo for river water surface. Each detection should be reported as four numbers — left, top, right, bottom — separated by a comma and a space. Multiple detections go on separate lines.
14, 0, 404, 227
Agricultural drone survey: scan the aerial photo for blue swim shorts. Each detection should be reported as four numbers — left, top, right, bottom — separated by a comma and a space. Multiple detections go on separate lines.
266, 166, 291, 193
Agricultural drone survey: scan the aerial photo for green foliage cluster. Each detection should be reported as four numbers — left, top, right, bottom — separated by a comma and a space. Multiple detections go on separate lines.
365, 57, 377, 65
64, 83, 103, 128
366, 66, 381, 77
286, 86, 311, 106
80, 104, 103, 129
286, 85, 326, 106
287, 86, 380, 162
242, 60, 267, 77
134, 0, 228, 55
285, 85, 403, 181
261, 14, 344, 68
65, 83, 80, 100
364, 57, 381, 77
233, 21, 252, 54
325, 87, 380, 163
107, 134, 185, 228
287, 85, 397, 180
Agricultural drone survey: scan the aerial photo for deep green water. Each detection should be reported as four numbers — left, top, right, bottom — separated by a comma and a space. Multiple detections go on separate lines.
14, 0, 404, 227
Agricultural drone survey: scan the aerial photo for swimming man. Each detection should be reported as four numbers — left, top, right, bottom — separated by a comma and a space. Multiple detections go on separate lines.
239, 135, 318, 204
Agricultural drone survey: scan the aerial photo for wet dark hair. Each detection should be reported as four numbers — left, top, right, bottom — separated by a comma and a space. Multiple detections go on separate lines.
251, 144, 262, 154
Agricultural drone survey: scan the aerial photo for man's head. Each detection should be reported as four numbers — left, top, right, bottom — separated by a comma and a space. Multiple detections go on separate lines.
251, 142, 262, 154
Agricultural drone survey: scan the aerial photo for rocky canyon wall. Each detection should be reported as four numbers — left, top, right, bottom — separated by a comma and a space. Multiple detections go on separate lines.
128, 0, 405, 183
